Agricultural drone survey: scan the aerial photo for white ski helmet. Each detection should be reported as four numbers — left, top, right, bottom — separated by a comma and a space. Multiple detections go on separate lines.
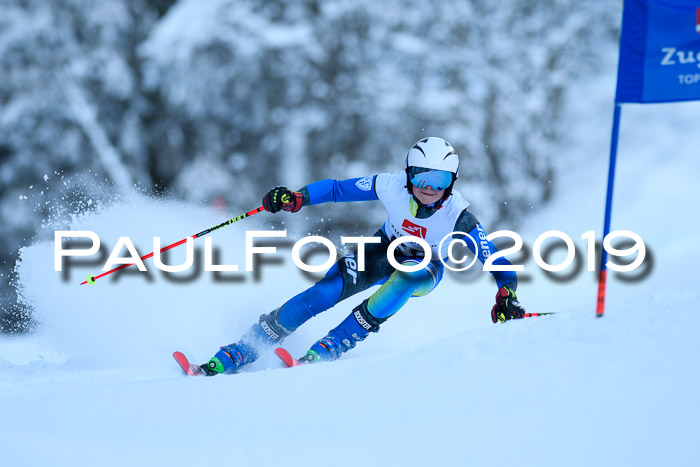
405, 137, 460, 204
405, 137, 460, 177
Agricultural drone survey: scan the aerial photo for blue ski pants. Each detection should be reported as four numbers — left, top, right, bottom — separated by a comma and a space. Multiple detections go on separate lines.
276, 230, 444, 332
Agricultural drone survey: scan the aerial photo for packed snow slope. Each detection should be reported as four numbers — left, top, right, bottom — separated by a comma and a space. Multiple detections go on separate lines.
3, 98, 700, 465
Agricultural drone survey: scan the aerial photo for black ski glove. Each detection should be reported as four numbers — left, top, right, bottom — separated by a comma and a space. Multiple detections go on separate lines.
262, 186, 303, 213
491, 286, 526, 323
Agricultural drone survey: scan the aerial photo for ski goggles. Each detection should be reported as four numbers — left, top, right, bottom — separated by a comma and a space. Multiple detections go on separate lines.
408, 167, 453, 190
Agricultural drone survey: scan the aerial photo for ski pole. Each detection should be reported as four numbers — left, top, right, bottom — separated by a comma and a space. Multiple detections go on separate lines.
522, 312, 556, 318
80, 205, 265, 285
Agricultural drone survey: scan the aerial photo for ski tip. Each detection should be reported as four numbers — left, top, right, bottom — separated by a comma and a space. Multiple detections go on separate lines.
274, 347, 302, 367
173, 351, 196, 376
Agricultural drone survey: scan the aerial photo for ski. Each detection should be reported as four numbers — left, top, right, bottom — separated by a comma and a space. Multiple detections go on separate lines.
173, 351, 205, 376
274, 347, 304, 368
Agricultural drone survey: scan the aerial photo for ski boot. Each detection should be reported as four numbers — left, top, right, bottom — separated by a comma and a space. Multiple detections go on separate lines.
204, 308, 291, 375
304, 300, 387, 363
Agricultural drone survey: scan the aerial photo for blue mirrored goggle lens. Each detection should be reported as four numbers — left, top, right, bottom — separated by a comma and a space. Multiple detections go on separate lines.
410, 169, 452, 190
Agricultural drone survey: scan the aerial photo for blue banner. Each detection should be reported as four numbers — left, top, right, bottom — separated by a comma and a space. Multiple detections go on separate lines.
616, 0, 700, 103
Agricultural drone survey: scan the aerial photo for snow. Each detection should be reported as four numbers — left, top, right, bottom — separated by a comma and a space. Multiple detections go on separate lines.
3, 40, 700, 467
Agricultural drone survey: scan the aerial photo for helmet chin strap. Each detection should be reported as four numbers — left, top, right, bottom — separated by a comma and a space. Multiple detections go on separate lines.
411, 192, 447, 211
413, 194, 437, 208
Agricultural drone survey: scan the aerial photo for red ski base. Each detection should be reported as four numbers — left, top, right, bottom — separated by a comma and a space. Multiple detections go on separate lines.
274, 348, 304, 368
173, 351, 204, 376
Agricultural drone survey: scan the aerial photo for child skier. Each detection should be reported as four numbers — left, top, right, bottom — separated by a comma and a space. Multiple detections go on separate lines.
201, 137, 525, 375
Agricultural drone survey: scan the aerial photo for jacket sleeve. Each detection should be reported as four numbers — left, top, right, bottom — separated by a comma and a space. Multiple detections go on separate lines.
301, 176, 379, 205
454, 209, 518, 290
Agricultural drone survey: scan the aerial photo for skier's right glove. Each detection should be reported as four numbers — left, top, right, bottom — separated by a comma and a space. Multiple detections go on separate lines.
262, 186, 303, 213
491, 286, 526, 323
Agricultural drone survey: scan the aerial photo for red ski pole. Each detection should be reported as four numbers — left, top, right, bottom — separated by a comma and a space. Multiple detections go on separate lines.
80, 205, 265, 285
522, 312, 556, 318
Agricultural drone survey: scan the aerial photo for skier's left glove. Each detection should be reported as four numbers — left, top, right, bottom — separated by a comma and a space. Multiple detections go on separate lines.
262, 186, 303, 213
491, 286, 526, 323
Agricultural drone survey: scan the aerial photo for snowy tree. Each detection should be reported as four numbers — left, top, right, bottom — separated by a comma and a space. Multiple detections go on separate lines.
0, 0, 620, 330
0, 0, 175, 330
140, 0, 619, 227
